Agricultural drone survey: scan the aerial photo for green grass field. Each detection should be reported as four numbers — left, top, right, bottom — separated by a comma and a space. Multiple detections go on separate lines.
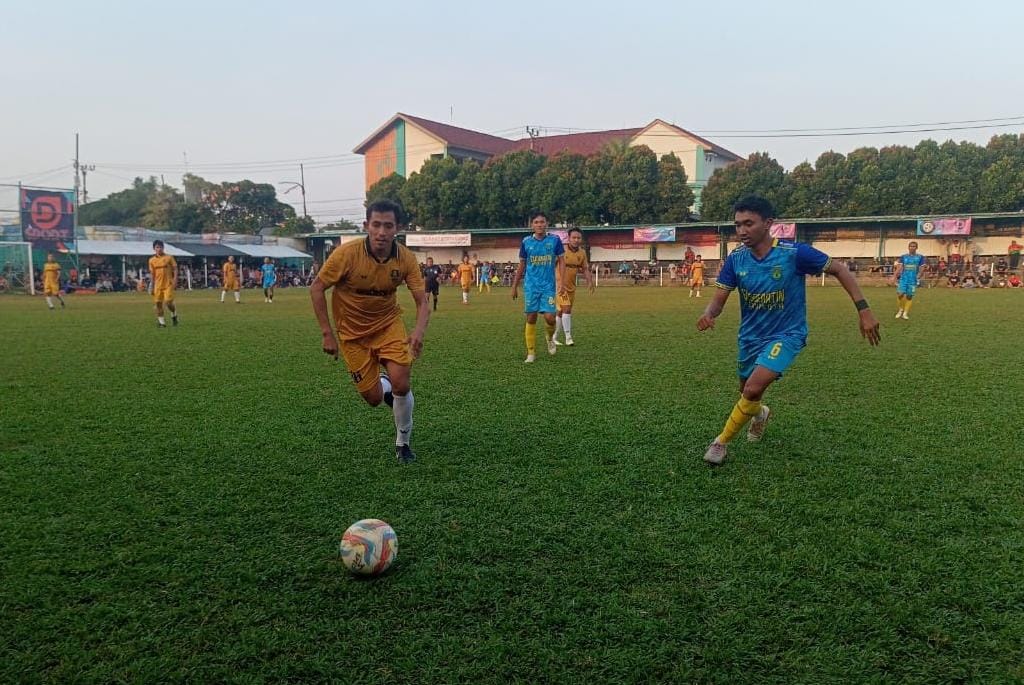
2, 285, 1023, 683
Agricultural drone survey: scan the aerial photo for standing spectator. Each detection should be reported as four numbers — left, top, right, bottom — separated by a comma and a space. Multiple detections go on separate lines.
1008, 239, 1022, 271
669, 262, 678, 283
684, 246, 695, 264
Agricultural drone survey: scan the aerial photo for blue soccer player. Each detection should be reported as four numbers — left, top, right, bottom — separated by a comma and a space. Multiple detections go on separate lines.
894, 241, 926, 320
697, 196, 880, 466
511, 210, 565, 363
261, 257, 277, 303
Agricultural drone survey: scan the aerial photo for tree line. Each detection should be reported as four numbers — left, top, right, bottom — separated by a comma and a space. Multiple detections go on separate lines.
369, 133, 1024, 228
78, 174, 330, 235
366, 145, 695, 229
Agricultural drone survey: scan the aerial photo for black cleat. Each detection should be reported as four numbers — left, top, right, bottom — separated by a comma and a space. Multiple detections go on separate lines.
396, 444, 416, 464
172, 316, 179, 326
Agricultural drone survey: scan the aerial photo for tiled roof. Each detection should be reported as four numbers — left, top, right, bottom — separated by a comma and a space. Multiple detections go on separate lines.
503, 128, 642, 157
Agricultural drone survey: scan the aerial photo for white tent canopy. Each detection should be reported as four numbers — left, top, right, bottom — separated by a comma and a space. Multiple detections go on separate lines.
75, 240, 194, 257
229, 244, 311, 259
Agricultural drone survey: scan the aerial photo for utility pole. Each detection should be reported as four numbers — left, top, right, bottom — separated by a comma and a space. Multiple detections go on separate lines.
299, 163, 307, 217
526, 126, 540, 152
73, 133, 80, 204
80, 163, 96, 203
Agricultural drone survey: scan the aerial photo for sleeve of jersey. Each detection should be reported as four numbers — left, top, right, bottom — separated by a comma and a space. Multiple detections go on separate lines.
716, 255, 737, 290
796, 243, 831, 275
553, 238, 565, 256
404, 252, 425, 292
317, 249, 347, 287
170, 257, 178, 270
519, 240, 528, 261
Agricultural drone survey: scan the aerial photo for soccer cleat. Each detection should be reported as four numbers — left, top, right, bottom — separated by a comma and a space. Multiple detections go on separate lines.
380, 370, 393, 408
703, 440, 728, 466
60, 301, 65, 308
747, 405, 771, 442
524, 354, 536, 363
396, 444, 416, 464
172, 316, 179, 326
565, 335, 575, 346
158, 322, 167, 328
554, 339, 564, 346
895, 309, 903, 319
901, 311, 910, 320
547, 338, 557, 355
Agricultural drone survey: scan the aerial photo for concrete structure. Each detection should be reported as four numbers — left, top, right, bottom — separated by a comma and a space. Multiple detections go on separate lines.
353, 113, 743, 209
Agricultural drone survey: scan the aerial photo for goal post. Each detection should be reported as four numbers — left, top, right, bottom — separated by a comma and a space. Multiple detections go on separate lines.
0, 241, 35, 294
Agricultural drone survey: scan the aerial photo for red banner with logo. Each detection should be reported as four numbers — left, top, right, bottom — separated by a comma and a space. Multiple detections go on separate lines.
21, 189, 75, 251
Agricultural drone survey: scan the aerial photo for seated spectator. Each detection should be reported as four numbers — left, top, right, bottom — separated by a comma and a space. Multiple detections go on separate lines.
961, 273, 977, 289
978, 271, 992, 287
947, 272, 960, 288
936, 258, 947, 274
995, 275, 1008, 288
868, 260, 884, 274
995, 257, 1008, 275
1010, 274, 1023, 288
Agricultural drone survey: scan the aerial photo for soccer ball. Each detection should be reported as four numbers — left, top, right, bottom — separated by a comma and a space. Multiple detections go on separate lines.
340, 519, 398, 576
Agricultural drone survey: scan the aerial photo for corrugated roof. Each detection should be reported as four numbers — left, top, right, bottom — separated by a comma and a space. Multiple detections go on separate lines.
75, 240, 195, 257
172, 242, 247, 257
229, 244, 312, 259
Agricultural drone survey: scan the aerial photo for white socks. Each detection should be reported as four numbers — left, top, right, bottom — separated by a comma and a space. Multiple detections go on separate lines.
234, 291, 240, 302
462, 292, 468, 303
158, 316, 166, 325
46, 296, 54, 308
562, 313, 572, 337
554, 316, 563, 339
392, 391, 414, 446
220, 291, 226, 302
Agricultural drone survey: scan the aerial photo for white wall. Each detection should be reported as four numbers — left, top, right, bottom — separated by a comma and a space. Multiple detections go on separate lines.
630, 121, 700, 182
405, 123, 446, 177
657, 244, 715, 260
590, 247, 652, 261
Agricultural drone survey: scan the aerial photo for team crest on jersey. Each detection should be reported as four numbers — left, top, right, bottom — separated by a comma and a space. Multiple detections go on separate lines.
390, 269, 401, 283
772, 266, 782, 280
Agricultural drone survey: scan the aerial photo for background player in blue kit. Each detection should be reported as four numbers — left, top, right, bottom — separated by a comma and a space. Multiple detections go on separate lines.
261, 258, 277, 303
894, 241, 926, 320
697, 196, 881, 466
511, 211, 565, 363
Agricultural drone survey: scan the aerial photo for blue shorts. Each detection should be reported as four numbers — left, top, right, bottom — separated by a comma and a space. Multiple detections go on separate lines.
523, 288, 556, 314
737, 337, 804, 380
896, 280, 917, 297
262, 279, 275, 289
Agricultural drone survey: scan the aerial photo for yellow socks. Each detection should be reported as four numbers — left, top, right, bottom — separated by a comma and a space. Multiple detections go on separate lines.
903, 298, 913, 314
716, 396, 762, 445
897, 294, 906, 308
525, 322, 537, 355
544, 320, 556, 340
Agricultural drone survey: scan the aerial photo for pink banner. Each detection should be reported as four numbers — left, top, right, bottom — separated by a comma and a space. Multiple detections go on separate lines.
633, 226, 676, 242
769, 222, 796, 239
917, 218, 971, 236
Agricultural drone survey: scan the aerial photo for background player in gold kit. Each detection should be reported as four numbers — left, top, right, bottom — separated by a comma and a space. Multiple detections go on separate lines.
553, 228, 595, 346
148, 240, 178, 328
310, 200, 431, 463
41, 253, 65, 310
220, 255, 241, 303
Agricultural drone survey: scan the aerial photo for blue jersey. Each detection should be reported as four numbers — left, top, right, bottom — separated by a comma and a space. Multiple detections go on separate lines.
716, 239, 831, 347
261, 263, 276, 284
480, 263, 492, 279
898, 253, 925, 281
519, 233, 564, 293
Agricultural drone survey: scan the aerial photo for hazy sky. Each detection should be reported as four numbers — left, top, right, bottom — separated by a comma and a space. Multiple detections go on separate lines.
2, 0, 1022, 224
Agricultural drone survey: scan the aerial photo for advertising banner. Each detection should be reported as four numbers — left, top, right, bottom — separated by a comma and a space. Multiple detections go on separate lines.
917, 218, 971, 236
21, 189, 75, 251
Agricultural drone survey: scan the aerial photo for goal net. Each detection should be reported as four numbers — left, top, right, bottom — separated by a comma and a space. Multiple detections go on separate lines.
0, 242, 35, 294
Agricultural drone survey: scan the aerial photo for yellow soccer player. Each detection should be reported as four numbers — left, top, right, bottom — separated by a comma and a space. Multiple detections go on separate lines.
41, 253, 65, 310
689, 255, 705, 297
220, 255, 241, 303
310, 199, 431, 464
554, 228, 595, 346
458, 255, 475, 305
148, 240, 179, 328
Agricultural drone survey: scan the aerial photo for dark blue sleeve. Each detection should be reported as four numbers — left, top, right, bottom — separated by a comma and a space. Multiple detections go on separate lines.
553, 237, 565, 256
716, 253, 737, 289
519, 240, 527, 260
796, 243, 831, 275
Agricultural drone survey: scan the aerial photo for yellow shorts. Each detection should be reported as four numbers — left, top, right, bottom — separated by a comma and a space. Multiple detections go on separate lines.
461, 280, 472, 291
556, 289, 577, 308
153, 285, 175, 303
691, 278, 703, 287
43, 282, 60, 296
340, 318, 413, 394
224, 277, 240, 291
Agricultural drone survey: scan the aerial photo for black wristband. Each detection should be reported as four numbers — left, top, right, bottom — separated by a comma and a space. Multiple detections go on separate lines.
855, 299, 870, 311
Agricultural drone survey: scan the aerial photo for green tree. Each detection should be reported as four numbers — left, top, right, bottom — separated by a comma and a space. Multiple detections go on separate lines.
476, 151, 546, 226
530, 152, 589, 224
200, 179, 295, 233
399, 157, 462, 229
700, 152, 789, 220
655, 152, 694, 223
79, 176, 160, 226
366, 173, 407, 207
275, 215, 317, 236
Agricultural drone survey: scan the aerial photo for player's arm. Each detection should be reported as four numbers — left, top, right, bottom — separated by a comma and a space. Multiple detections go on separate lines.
511, 259, 526, 300
556, 255, 566, 294
582, 255, 596, 292
310, 277, 338, 358
171, 258, 178, 285
825, 260, 881, 346
697, 287, 731, 331
407, 289, 430, 359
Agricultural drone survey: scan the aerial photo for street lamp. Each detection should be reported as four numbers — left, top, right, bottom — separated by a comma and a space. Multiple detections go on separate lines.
278, 163, 308, 220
